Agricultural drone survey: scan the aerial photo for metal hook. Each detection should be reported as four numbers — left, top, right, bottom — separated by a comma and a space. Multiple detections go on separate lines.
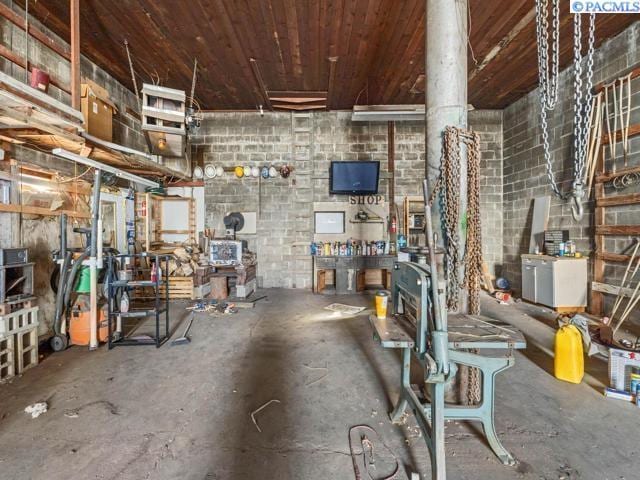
571, 194, 584, 221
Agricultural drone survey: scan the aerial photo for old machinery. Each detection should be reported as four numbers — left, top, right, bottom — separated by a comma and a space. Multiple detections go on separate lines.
369, 181, 526, 479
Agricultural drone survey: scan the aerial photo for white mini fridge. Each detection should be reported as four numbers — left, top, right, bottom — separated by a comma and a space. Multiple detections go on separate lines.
521, 254, 588, 309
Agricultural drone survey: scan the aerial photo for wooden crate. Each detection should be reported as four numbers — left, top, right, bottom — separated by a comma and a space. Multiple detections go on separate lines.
158, 277, 194, 300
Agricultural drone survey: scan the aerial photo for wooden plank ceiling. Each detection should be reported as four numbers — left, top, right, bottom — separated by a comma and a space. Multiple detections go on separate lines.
19, 0, 637, 110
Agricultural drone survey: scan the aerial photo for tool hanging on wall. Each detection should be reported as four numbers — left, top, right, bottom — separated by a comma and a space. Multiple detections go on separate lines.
610, 239, 640, 335
602, 72, 633, 170
536, 0, 596, 220
584, 91, 603, 199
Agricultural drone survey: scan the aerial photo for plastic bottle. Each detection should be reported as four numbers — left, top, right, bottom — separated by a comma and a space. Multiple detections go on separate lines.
554, 324, 584, 383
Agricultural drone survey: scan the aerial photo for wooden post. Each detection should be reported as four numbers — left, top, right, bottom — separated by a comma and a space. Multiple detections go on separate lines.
70, 0, 81, 110
387, 120, 395, 211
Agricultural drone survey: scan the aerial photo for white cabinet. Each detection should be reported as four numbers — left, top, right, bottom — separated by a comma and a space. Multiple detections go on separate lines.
521, 255, 588, 308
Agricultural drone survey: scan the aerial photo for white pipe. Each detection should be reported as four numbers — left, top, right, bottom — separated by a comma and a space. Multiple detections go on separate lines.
52, 148, 160, 188
89, 257, 98, 350
97, 218, 103, 269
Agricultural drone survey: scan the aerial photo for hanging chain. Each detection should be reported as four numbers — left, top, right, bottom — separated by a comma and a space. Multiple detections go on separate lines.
435, 127, 483, 314
536, 0, 564, 198
434, 127, 484, 404
536, 0, 560, 111
464, 131, 483, 316
571, 13, 596, 206
441, 127, 462, 311
536, 1, 596, 220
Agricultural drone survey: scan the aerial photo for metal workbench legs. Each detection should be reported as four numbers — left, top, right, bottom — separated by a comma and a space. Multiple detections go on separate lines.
390, 347, 447, 480
444, 349, 516, 466
389, 348, 517, 479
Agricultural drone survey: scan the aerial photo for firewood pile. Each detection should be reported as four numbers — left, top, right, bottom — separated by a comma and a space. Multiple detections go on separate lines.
164, 246, 204, 277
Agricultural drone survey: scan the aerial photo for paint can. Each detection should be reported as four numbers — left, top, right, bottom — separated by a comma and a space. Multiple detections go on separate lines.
375, 291, 389, 320
495, 291, 511, 302
558, 242, 565, 256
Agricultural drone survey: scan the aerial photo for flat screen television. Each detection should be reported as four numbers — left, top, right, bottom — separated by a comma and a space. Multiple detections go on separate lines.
329, 161, 380, 195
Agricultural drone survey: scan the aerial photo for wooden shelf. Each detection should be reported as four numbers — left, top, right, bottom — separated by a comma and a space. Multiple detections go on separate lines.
591, 111, 640, 315
596, 193, 640, 207
0, 70, 189, 181
595, 252, 632, 263
0, 202, 90, 219
600, 123, 640, 146
595, 164, 640, 184
595, 225, 640, 235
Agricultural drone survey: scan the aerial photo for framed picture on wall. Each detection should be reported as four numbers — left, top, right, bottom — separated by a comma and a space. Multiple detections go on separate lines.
314, 211, 345, 234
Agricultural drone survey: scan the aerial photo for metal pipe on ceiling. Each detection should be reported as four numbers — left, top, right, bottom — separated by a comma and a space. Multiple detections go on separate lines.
52, 148, 160, 188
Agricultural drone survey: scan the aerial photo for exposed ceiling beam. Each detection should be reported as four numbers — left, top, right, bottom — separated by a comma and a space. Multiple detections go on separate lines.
270, 96, 327, 104
268, 90, 328, 98
70, 0, 81, 110
272, 102, 326, 111
249, 58, 272, 111
469, 7, 536, 81
326, 56, 338, 110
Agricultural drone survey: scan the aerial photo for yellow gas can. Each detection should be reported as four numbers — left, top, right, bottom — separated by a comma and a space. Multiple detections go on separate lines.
554, 324, 584, 384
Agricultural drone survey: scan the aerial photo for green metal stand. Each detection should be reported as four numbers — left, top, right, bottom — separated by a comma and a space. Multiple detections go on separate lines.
369, 261, 526, 479
388, 347, 517, 469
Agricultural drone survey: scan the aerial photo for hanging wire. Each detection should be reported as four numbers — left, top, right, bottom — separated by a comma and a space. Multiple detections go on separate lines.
124, 39, 142, 113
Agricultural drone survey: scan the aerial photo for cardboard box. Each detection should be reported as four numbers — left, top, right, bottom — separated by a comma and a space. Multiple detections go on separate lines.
81, 80, 117, 142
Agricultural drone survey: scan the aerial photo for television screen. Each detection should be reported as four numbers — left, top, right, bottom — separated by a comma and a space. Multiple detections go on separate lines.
330, 161, 380, 195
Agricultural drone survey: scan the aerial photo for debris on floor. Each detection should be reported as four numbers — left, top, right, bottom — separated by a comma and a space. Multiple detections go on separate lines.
24, 402, 48, 418
303, 362, 329, 387
250, 399, 281, 433
348, 425, 399, 480
187, 300, 238, 315
324, 303, 366, 315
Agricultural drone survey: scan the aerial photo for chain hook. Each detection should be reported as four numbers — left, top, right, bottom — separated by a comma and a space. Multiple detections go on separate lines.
570, 195, 583, 221
570, 185, 585, 221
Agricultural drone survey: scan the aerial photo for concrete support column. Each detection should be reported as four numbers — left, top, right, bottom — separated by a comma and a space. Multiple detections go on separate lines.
426, 0, 468, 312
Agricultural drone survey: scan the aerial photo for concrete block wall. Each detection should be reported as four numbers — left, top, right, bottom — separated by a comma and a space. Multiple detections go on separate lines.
194, 110, 503, 288
502, 22, 640, 319
472, 110, 504, 277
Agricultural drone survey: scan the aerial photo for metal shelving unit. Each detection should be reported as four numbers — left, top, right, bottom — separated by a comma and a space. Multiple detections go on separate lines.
106, 253, 170, 348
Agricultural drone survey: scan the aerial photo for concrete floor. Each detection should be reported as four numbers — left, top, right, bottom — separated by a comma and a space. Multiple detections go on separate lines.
0, 289, 638, 480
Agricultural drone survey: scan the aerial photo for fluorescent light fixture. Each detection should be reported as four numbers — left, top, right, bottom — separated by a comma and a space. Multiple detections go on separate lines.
352, 105, 425, 122
52, 148, 160, 188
